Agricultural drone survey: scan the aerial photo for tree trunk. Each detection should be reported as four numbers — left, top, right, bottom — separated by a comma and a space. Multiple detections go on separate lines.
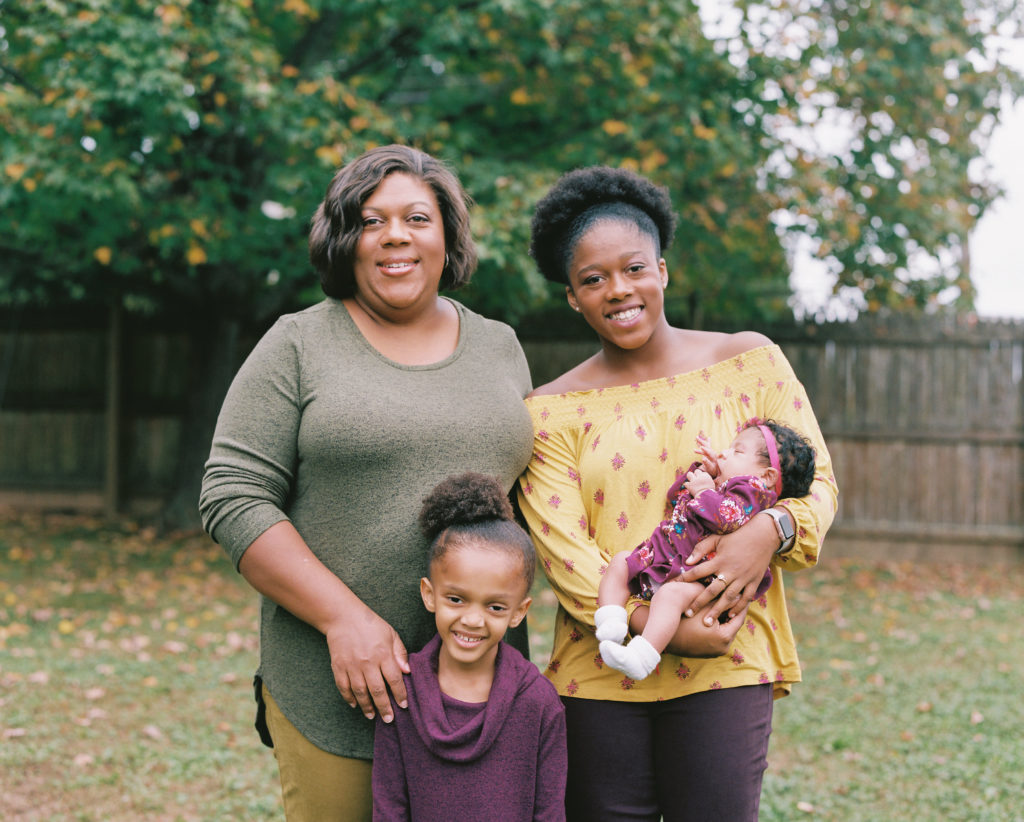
158, 313, 242, 533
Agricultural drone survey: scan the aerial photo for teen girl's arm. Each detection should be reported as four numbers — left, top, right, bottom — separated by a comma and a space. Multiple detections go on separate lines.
679, 347, 839, 623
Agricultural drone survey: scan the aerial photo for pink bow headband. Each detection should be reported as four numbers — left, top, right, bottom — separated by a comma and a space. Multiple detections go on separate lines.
757, 424, 783, 496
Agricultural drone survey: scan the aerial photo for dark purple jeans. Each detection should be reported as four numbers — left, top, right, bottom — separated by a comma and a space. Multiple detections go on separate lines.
561, 684, 774, 822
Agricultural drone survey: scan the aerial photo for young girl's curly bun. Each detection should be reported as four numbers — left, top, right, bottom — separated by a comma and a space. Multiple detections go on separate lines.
419, 472, 535, 589
418, 472, 514, 540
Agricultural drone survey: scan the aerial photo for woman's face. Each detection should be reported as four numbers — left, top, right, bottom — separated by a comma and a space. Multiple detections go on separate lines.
352, 172, 447, 319
565, 218, 669, 352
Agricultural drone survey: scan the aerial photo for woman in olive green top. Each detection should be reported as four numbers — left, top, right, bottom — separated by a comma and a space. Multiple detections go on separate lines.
199, 145, 534, 821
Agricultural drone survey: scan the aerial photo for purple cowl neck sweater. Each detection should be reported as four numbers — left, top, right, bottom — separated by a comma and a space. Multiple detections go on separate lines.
372, 634, 567, 821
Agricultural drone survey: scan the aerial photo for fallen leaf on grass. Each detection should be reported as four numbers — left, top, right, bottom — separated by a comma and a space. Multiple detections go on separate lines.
142, 724, 163, 741
28, 671, 49, 685
3, 728, 27, 739
797, 800, 816, 813
84, 687, 106, 700
916, 701, 933, 713
970, 710, 984, 725
73, 753, 94, 767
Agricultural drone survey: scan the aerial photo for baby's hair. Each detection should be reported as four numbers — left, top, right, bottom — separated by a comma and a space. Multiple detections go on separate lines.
419, 472, 536, 590
744, 419, 816, 500
529, 166, 677, 284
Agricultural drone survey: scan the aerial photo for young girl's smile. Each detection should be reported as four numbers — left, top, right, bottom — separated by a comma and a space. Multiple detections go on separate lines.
420, 543, 532, 678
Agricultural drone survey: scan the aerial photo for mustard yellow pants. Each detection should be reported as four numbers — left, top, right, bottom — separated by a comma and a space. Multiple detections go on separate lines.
262, 685, 372, 822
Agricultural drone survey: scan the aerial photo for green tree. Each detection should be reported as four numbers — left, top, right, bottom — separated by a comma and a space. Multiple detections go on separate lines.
732, 0, 1024, 314
1, 0, 1020, 522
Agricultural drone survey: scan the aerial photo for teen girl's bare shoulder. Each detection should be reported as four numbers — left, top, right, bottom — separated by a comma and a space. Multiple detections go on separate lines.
528, 353, 606, 398
709, 329, 774, 359
669, 328, 773, 372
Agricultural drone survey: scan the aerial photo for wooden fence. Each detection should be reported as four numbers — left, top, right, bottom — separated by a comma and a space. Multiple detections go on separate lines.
1, 311, 1022, 562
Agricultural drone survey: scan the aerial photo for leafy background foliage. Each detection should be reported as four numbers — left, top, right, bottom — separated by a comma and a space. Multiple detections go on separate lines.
3, 0, 1021, 326
1, 0, 1021, 524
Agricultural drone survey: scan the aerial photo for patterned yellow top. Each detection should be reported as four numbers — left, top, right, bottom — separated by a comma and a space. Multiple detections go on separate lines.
517, 344, 838, 701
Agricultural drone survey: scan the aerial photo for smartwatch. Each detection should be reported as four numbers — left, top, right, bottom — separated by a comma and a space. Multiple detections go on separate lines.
761, 508, 796, 555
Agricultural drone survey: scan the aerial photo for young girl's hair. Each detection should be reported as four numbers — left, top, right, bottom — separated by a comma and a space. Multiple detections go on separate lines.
744, 419, 816, 500
419, 472, 536, 589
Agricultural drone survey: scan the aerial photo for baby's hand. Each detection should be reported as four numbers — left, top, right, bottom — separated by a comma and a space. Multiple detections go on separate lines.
684, 467, 715, 496
694, 434, 720, 478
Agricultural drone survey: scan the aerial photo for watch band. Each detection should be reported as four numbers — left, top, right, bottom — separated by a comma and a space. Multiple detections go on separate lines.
761, 508, 796, 554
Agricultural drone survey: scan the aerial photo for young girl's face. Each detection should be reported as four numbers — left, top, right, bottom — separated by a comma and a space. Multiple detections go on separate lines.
716, 426, 771, 482
420, 542, 532, 672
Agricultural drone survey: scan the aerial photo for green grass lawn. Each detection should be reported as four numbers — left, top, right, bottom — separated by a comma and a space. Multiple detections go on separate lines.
1, 514, 1021, 821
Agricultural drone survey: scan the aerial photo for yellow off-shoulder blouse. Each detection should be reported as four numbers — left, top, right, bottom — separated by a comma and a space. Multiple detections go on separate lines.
517, 345, 838, 702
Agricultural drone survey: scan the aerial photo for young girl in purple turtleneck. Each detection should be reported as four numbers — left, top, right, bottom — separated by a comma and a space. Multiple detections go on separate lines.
372, 472, 567, 822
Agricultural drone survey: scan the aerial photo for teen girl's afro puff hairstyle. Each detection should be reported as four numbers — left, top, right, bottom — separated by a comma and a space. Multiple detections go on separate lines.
419, 472, 536, 588
529, 165, 677, 284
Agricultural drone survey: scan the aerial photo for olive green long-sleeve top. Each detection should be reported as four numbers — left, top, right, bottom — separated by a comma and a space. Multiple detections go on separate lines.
200, 297, 534, 758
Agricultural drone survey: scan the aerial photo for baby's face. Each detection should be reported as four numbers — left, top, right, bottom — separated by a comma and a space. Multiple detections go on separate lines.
717, 427, 770, 482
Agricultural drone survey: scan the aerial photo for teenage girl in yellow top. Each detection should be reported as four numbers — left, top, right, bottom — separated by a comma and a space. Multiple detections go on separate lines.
517, 166, 838, 821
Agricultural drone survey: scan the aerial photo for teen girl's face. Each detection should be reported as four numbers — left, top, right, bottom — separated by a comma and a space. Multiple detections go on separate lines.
716, 426, 771, 483
565, 218, 670, 353
352, 172, 447, 321
420, 543, 531, 674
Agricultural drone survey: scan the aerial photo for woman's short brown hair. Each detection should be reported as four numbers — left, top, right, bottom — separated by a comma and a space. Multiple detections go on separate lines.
309, 145, 477, 298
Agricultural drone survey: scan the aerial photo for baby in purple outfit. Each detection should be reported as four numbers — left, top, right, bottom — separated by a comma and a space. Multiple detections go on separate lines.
595, 419, 815, 681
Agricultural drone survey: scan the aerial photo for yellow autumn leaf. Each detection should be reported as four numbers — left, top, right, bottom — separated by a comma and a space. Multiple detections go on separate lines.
189, 219, 209, 238
214, 92, 227, 108
602, 120, 629, 137
187, 245, 207, 266
692, 123, 716, 141
641, 150, 667, 173
315, 144, 344, 166
281, 65, 300, 78
510, 87, 531, 106
23, 178, 37, 192
350, 115, 369, 132
296, 81, 319, 96
5, 162, 26, 180
58, 619, 75, 634
156, 5, 182, 25
283, 0, 314, 16
94, 247, 112, 265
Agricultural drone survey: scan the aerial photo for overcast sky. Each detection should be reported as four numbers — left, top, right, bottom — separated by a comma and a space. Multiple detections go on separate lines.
970, 88, 1024, 320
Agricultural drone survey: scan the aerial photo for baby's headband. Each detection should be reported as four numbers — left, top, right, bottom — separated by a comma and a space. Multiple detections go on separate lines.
756, 424, 783, 496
